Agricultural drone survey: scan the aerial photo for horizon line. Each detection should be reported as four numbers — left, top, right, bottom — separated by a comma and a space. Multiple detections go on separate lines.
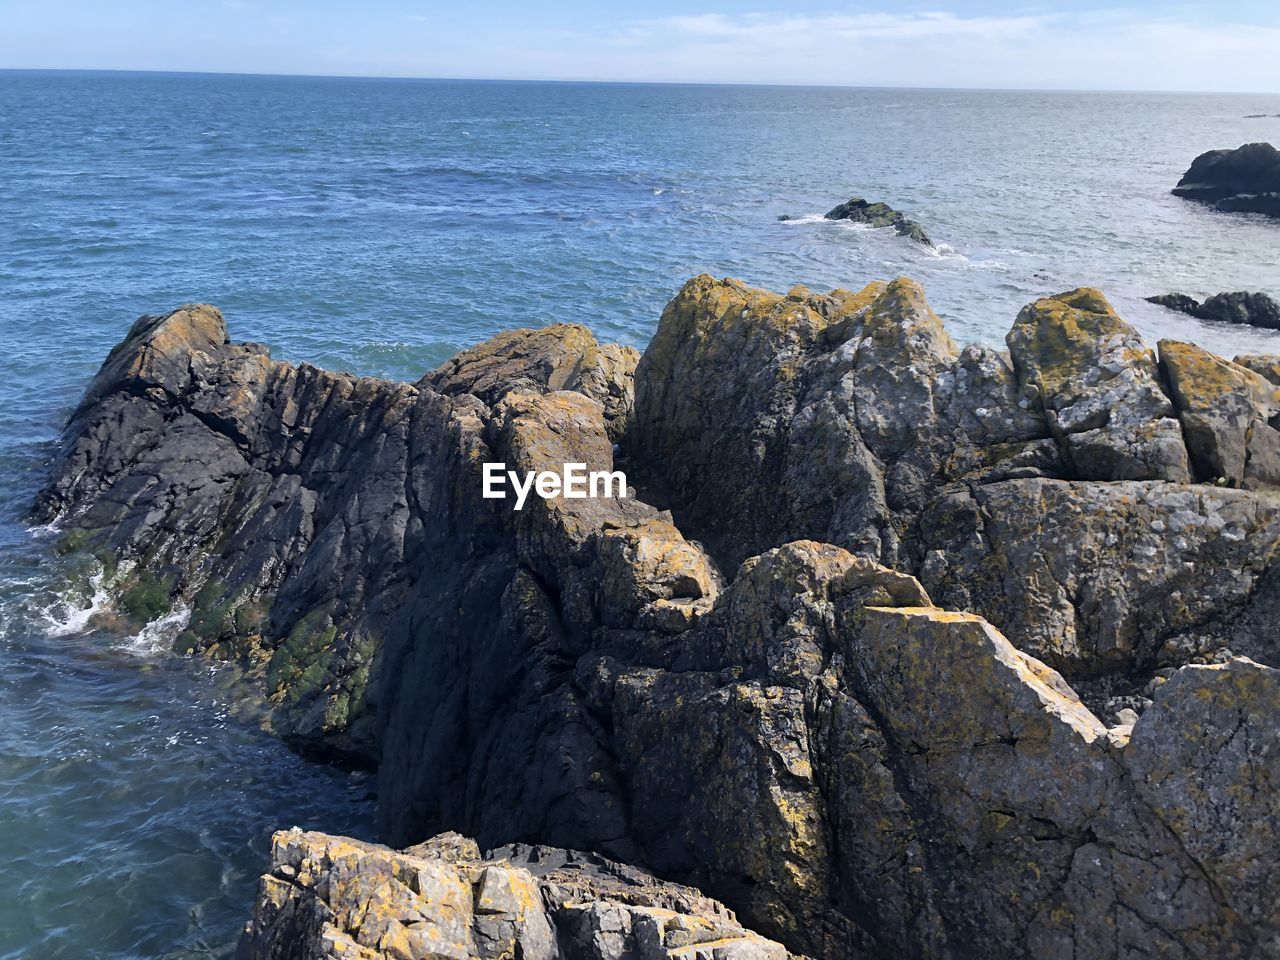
2, 67, 1278, 98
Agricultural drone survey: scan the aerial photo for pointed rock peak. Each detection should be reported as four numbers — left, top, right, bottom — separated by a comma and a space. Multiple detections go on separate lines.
81, 304, 239, 411
124, 303, 229, 355
860, 276, 958, 361
1007, 288, 1189, 481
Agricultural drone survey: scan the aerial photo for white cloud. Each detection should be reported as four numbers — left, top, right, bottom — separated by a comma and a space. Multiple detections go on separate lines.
620, 11, 1051, 45
552, 8, 1280, 92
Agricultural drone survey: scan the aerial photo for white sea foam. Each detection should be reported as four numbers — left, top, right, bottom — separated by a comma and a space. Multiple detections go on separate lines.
119, 603, 191, 657
41, 566, 112, 637
778, 214, 827, 225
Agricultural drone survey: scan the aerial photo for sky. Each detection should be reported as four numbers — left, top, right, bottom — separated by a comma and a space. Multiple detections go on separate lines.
2, 1, 1280, 92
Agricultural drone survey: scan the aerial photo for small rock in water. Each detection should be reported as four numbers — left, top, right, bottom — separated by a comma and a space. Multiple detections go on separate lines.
822, 196, 934, 246
1146, 290, 1280, 329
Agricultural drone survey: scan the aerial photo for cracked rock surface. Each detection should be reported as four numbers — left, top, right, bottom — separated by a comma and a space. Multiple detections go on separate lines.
38, 276, 1280, 959
236, 829, 794, 960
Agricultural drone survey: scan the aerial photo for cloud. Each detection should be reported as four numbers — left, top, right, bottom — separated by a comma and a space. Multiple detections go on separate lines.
541, 8, 1280, 92
619, 11, 1051, 46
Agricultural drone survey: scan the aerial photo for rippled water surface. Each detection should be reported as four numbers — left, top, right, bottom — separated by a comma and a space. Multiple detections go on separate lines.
2, 71, 1280, 957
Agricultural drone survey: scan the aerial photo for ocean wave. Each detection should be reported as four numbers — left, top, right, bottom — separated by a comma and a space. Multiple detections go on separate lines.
41, 566, 111, 638
118, 603, 191, 657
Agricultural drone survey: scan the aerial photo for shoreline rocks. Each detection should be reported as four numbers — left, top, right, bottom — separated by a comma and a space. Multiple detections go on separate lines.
237, 829, 795, 960
1172, 141, 1280, 218
1147, 290, 1280, 329
37, 277, 1280, 959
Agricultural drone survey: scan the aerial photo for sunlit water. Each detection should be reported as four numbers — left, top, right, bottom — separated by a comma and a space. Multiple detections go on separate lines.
1, 71, 1279, 957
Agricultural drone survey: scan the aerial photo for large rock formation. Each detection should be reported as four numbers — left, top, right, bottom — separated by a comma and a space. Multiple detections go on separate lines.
1172, 141, 1280, 218
38, 277, 1280, 959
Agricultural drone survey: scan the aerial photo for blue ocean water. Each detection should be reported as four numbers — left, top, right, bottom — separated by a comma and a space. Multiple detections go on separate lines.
1, 70, 1280, 958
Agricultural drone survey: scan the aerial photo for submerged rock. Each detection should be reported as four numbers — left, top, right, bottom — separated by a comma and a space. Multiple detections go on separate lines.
1172, 141, 1280, 218
822, 197, 933, 245
39, 277, 1280, 959
1147, 290, 1280, 330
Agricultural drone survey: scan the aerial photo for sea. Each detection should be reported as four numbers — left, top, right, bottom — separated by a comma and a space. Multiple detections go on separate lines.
1, 70, 1279, 958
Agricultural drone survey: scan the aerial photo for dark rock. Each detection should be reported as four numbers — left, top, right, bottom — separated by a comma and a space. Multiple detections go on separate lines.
1145, 290, 1280, 329
1145, 292, 1202, 314
1172, 141, 1280, 218
1199, 291, 1280, 328
823, 196, 933, 246
40, 280, 1280, 960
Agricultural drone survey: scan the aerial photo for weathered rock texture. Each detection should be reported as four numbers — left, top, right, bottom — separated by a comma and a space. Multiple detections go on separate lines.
822, 197, 933, 246
1172, 141, 1280, 218
237, 829, 793, 960
39, 278, 1280, 960
1147, 290, 1280, 330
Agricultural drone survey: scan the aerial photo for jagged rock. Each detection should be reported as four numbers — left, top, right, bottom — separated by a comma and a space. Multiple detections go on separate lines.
1172, 141, 1280, 218
1159, 339, 1280, 485
1006, 288, 1189, 481
822, 197, 933, 246
1146, 290, 1280, 330
39, 278, 1280, 959
919, 478, 1280, 673
32, 306, 644, 763
236, 828, 795, 960
425, 324, 640, 441
1235, 353, 1280, 385
630, 275, 1046, 572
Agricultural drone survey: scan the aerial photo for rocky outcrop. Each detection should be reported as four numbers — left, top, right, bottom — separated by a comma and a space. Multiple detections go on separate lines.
1006, 288, 1189, 482
1159, 339, 1280, 486
39, 278, 1280, 959
1147, 290, 1280, 330
237, 829, 794, 960
1172, 142, 1280, 218
821, 197, 933, 246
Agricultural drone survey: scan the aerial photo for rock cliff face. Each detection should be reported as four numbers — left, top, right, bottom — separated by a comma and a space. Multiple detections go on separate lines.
1172, 141, 1280, 218
38, 277, 1280, 959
